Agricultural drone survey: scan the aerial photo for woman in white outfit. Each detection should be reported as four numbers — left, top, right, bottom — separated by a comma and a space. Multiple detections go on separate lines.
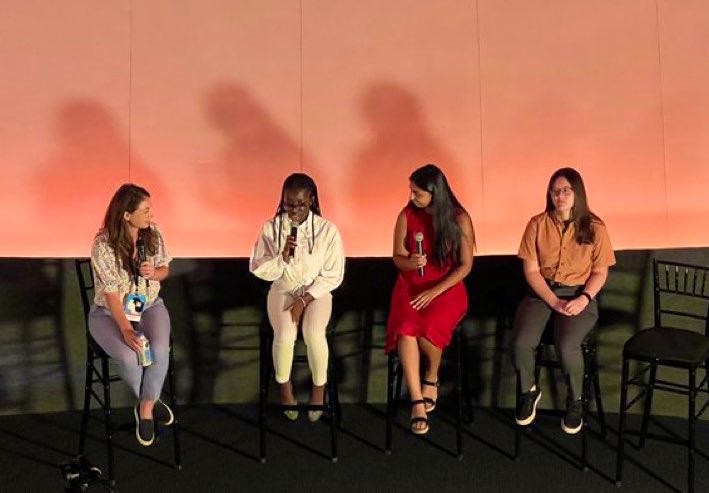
250, 173, 345, 421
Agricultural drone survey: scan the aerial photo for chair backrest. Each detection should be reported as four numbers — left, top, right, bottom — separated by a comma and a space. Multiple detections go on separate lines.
75, 258, 94, 326
653, 259, 709, 336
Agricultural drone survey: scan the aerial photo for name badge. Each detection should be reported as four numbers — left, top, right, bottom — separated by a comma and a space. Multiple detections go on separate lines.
123, 293, 147, 322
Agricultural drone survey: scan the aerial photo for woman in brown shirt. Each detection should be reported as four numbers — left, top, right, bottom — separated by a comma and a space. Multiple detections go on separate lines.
510, 167, 615, 434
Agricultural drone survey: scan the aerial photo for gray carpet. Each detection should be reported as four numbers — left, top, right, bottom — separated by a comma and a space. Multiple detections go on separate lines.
1, 404, 706, 492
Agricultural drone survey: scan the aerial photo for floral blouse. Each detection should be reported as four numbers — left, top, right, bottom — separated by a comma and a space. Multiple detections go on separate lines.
90, 223, 172, 307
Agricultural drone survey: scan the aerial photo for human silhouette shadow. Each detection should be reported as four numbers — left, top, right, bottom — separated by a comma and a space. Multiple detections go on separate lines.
345, 82, 471, 251
199, 82, 320, 236
34, 99, 170, 240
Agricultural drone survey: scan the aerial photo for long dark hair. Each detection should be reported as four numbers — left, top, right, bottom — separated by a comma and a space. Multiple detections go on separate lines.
409, 164, 473, 267
99, 184, 156, 274
545, 167, 600, 244
272, 173, 322, 254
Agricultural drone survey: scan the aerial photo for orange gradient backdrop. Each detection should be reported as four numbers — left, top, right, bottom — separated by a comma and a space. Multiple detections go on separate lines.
0, 0, 707, 257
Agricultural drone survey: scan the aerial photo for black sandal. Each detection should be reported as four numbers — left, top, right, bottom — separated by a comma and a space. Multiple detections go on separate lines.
410, 399, 430, 435
422, 379, 440, 412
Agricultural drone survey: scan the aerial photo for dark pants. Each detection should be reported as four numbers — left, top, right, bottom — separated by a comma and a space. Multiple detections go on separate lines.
510, 285, 598, 401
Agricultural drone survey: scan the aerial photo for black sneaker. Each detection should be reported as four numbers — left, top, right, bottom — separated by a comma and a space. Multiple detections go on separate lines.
515, 387, 542, 426
153, 400, 174, 426
561, 399, 584, 434
134, 404, 155, 446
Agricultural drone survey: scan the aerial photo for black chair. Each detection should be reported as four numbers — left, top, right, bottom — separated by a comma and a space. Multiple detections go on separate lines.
616, 259, 709, 493
514, 324, 607, 470
259, 319, 341, 463
385, 324, 474, 459
76, 259, 182, 486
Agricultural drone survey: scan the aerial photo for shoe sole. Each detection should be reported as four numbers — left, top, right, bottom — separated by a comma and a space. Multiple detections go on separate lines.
308, 411, 323, 422
134, 406, 155, 447
156, 400, 174, 426
515, 391, 542, 426
561, 418, 583, 435
283, 410, 299, 421
411, 423, 430, 435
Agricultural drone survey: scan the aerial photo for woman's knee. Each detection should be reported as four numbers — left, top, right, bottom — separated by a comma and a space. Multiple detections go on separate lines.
272, 329, 297, 347
302, 327, 327, 346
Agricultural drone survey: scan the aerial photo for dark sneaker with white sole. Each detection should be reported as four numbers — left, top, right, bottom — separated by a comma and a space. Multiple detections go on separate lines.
515, 387, 542, 426
561, 399, 584, 434
134, 404, 155, 446
153, 400, 174, 426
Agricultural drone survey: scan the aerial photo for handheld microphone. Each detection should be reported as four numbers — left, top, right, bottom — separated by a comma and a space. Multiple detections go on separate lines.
137, 231, 150, 287
414, 232, 424, 277
288, 223, 298, 257
137, 234, 146, 264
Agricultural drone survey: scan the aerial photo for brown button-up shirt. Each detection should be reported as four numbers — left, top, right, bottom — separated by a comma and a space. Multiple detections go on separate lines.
518, 212, 616, 286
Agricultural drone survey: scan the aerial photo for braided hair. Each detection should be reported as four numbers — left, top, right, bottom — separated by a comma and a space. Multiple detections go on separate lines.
272, 173, 322, 254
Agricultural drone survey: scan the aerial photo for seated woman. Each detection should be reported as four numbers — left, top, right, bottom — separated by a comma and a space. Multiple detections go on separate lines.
250, 173, 345, 421
89, 183, 174, 447
510, 167, 615, 434
386, 164, 475, 435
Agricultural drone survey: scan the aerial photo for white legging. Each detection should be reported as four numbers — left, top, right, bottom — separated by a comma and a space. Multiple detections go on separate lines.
267, 288, 332, 386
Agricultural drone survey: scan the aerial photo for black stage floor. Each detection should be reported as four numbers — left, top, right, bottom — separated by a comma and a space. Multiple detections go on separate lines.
1, 404, 706, 492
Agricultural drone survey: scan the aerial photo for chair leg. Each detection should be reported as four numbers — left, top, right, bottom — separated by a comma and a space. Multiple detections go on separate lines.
328, 332, 343, 425
100, 357, 115, 487
332, 377, 342, 425
455, 330, 463, 460
167, 342, 182, 470
394, 358, 404, 409
688, 368, 697, 493
514, 372, 522, 462
259, 332, 270, 463
459, 331, 474, 425
639, 362, 657, 449
78, 355, 94, 454
590, 348, 607, 438
580, 347, 592, 471
615, 357, 630, 486
327, 379, 338, 463
385, 352, 396, 454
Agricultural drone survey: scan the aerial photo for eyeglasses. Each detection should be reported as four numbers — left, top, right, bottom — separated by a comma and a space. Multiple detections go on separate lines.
283, 201, 310, 210
549, 186, 573, 197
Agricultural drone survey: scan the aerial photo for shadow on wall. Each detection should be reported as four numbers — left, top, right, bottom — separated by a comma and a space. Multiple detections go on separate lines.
169, 259, 270, 404
33, 99, 171, 240
199, 81, 320, 237
344, 82, 469, 251
0, 259, 73, 414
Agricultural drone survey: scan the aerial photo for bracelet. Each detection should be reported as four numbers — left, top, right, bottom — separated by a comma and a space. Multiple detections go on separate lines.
298, 297, 307, 308
580, 291, 593, 303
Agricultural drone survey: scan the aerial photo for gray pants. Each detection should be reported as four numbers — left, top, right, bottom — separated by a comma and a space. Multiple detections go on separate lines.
88, 298, 171, 401
510, 286, 598, 400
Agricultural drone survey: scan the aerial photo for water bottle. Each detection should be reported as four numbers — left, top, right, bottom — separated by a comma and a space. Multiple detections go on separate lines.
135, 331, 153, 367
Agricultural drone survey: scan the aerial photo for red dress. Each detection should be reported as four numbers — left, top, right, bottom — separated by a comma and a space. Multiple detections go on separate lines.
385, 205, 468, 353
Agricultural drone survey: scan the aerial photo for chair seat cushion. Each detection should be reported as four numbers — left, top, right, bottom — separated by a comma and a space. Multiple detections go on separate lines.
624, 327, 709, 366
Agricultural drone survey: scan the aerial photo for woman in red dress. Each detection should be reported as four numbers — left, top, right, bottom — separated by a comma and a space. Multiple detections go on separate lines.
386, 164, 475, 435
